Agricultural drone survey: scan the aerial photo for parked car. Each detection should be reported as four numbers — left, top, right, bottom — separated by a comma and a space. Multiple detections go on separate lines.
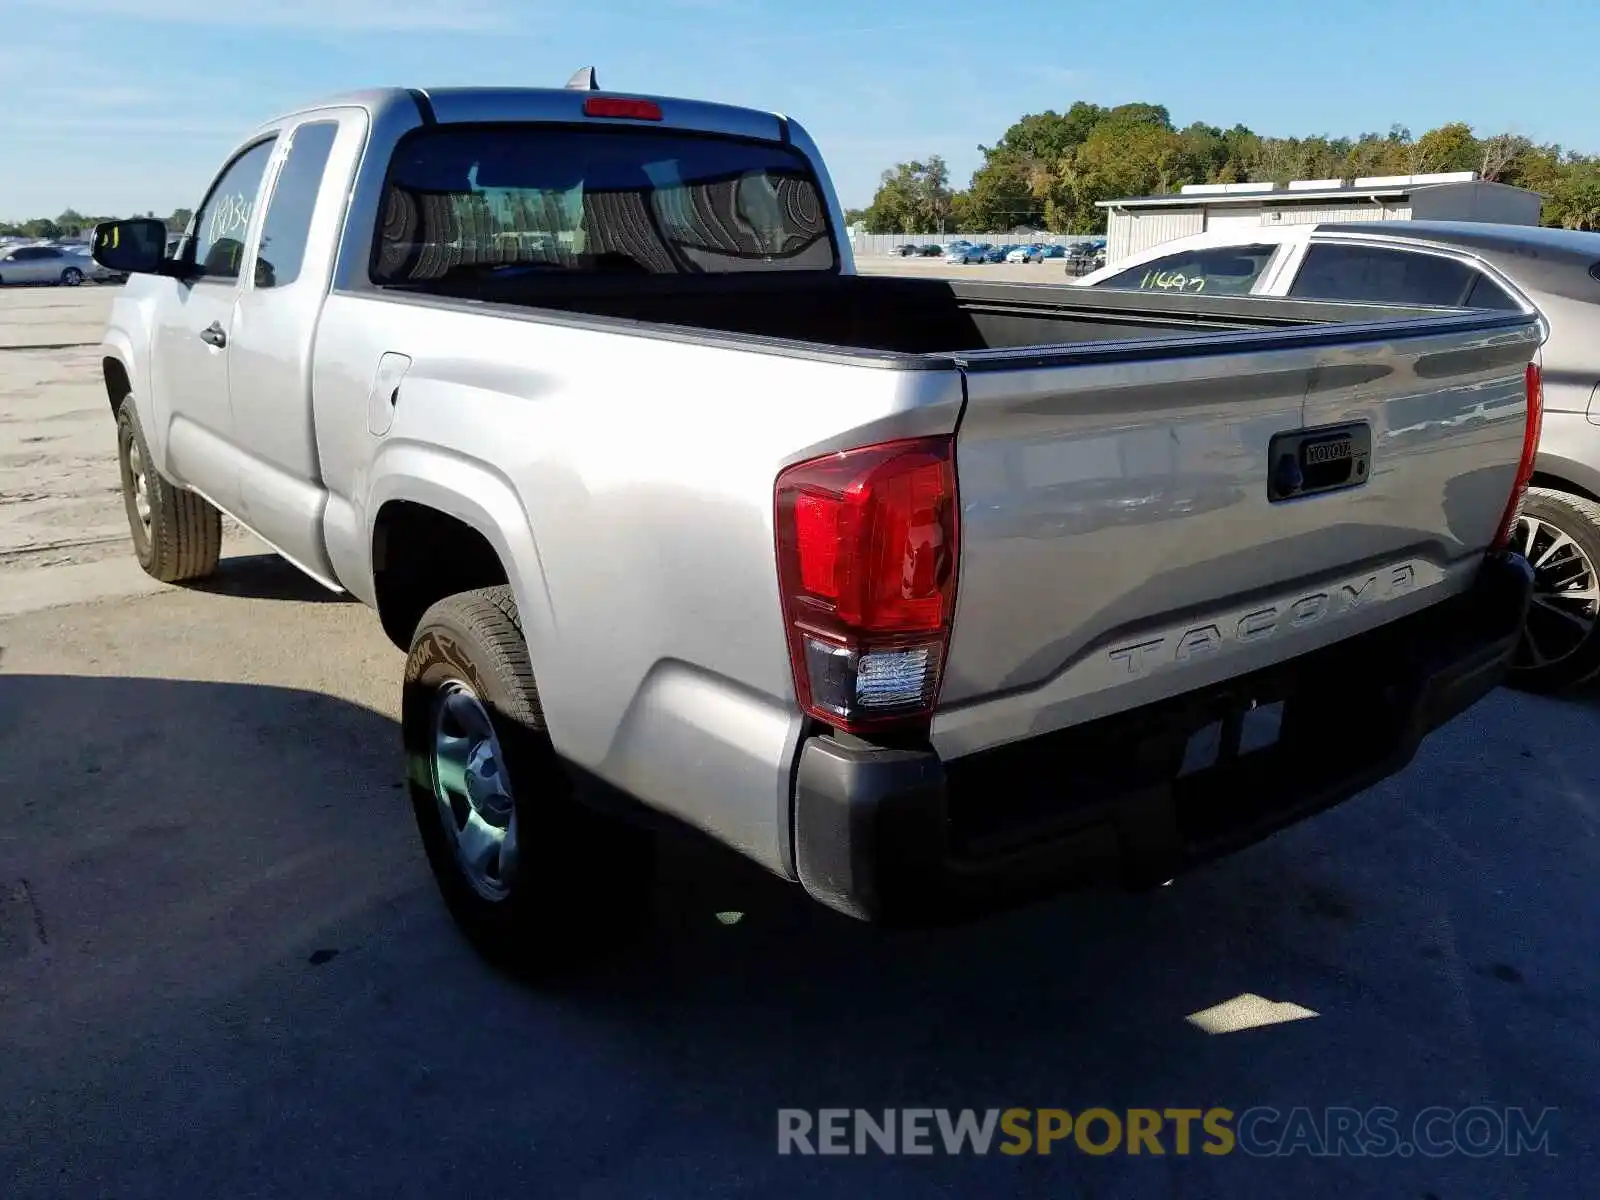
1063, 242, 1103, 277
1029, 244, 1066, 263
1078, 219, 1600, 690
917, 244, 942, 257
981, 246, 1007, 263
93, 84, 1540, 967
888, 244, 918, 257
65, 244, 123, 283
944, 243, 986, 264
0, 243, 88, 286
1006, 244, 1042, 263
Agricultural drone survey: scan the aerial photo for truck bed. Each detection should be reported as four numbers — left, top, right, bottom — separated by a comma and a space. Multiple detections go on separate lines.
356, 268, 1539, 765
384, 272, 1476, 360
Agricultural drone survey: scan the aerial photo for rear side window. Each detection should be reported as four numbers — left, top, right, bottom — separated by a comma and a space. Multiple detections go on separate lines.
1096, 245, 1278, 296
1464, 272, 1522, 311
254, 121, 339, 289
372, 125, 836, 284
1289, 244, 1477, 307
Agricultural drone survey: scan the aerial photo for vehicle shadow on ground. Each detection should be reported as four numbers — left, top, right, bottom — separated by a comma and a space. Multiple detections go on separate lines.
184, 551, 354, 603
0, 673, 1591, 1200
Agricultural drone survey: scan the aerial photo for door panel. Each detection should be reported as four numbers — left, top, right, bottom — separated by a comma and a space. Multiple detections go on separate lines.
228, 112, 363, 579
9, 249, 52, 283
151, 287, 244, 511
33, 250, 66, 282
148, 136, 279, 516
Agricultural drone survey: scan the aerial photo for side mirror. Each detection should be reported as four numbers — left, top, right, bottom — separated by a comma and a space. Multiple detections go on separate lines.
91, 218, 171, 276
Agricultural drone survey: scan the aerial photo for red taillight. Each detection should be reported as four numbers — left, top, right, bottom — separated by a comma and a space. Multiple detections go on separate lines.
583, 96, 663, 121
775, 436, 960, 733
1492, 361, 1544, 552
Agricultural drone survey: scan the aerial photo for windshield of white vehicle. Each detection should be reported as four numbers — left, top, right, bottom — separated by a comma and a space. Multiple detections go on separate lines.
372, 124, 837, 283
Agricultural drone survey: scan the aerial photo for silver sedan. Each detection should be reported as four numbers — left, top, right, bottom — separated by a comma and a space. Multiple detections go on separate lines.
0, 243, 91, 286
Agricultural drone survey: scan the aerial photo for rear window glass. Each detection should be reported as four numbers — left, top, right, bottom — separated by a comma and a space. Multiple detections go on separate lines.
1097, 244, 1278, 296
372, 125, 836, 284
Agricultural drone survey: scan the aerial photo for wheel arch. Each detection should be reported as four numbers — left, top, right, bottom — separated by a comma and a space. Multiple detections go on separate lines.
1532, 450, 1600, 506
365, 454, 556, 664
102, 355, 133, 416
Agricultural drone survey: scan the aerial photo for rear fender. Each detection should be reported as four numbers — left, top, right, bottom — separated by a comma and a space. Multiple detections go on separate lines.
363, 444, 560, 711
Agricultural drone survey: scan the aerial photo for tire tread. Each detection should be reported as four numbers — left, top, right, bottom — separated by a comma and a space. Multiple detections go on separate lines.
117, 395, 222, 583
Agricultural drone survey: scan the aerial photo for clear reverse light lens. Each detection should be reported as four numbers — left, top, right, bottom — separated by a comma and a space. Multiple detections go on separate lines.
856, 646, 932, 710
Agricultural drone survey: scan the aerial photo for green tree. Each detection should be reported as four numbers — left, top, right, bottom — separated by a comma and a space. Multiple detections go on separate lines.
1104, 102, 1173, 132
1411, 122, 1480, 173
1546, 161, 1600, 229
861, 158, 953, 234
962, 158, 1036, 229
1062, 119, 1187, 231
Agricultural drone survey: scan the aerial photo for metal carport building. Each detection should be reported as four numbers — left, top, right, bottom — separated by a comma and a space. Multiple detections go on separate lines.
1098, 172, 1543, 267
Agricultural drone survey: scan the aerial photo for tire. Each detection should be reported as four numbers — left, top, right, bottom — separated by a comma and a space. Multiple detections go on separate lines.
402, 586, 655, 974
115, 395, 222, 582
1505, 486, 1600, 693
61, 267, 83, 286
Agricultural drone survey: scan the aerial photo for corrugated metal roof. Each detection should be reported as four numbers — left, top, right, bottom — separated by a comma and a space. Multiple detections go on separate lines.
1099, 171, 1519, 210
1098, 186, 1416, 209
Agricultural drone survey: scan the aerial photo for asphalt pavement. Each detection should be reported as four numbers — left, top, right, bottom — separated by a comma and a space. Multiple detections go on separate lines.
1, 285, 1595, 1198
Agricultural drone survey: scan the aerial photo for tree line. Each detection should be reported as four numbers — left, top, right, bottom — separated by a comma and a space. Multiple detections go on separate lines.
0, 208, 194, 240
847, 102, 1600, 235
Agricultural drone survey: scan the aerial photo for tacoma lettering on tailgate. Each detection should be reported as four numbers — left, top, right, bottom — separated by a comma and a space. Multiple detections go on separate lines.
1107, 563, 1421, 678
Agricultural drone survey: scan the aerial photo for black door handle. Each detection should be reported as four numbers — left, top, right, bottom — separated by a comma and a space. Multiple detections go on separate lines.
199, 321, 227, 348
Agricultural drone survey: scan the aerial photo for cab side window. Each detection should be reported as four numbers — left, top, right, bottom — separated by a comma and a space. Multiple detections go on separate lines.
190, 139, 277, 283
1097, 244, 1279, 296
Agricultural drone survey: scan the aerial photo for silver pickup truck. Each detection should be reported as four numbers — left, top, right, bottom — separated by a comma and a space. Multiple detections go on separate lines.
91, 80, 1542, 969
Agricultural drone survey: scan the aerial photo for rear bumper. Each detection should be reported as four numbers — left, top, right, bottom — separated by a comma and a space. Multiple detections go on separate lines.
792, 551, 1534, 925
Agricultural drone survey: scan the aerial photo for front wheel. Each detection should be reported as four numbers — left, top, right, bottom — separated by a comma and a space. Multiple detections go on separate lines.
115, 395, 222, 582
60, 267, 83, 286
1506, 486, 1600, 693
402, 587, 655, 974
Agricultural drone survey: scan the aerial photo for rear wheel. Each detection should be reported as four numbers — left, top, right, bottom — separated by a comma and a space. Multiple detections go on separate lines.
115, 395, 222, 582
61, 267, 83, 286
1506, 487, 1600, 693
402, 586, 654, 974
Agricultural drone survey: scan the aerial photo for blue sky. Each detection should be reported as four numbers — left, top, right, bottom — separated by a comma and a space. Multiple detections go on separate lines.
1, 0, 1594, 220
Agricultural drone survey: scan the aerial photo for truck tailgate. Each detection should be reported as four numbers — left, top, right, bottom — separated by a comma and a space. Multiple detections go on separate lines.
933, 313, 1542, 760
